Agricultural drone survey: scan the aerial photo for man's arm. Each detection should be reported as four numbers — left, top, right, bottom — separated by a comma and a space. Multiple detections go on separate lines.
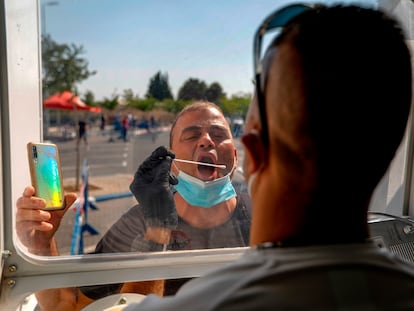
121, 280, 165, 296
35, 287, 93, 311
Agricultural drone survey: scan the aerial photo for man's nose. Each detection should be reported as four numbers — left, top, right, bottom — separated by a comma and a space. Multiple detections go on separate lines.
198, 132, 214, 148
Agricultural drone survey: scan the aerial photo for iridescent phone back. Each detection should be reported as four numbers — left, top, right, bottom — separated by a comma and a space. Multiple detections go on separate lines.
27, 142, 64, 210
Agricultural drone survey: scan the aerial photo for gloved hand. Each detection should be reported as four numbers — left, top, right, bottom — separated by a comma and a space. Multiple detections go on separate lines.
130, 146, 178, 230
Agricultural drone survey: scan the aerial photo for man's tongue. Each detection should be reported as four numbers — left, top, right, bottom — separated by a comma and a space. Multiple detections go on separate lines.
197, 163, 216, 180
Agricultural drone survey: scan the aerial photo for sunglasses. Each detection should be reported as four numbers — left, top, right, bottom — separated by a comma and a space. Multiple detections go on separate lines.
253, 4, 312, 147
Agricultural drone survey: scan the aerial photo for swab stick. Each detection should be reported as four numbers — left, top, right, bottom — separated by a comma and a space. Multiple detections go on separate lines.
174, 158, 226, 169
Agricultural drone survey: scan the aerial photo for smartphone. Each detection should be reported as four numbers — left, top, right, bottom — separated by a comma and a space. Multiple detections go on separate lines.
27, 142, 65, 210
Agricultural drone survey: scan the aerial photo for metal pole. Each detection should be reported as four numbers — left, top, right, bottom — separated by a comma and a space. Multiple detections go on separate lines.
41, 1, 59, 139
75, 143, 80, 191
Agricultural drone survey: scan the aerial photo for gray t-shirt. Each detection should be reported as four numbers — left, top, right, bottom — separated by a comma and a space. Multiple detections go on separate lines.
94, 198, 251, 254
125, 242, 414, 311
94, 170, 251, 253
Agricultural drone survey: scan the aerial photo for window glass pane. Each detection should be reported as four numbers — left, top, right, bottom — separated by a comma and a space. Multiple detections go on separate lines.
23, 0, 388, 261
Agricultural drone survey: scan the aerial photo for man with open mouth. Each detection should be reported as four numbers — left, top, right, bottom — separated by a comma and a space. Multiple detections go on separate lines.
102, 101, 252, 295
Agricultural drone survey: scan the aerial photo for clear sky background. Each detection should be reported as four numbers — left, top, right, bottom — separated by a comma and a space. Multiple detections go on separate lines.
41, 0, 376, 101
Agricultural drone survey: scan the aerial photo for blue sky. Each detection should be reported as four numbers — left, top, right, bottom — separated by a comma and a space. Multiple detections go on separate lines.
41, 0, 376, 100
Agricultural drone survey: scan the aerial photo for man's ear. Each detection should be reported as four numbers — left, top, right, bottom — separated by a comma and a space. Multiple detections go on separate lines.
241, 130, 266, 174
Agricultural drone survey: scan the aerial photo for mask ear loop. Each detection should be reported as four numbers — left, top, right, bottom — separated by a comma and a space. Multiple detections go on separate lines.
229, 156, 238, 176
225, 147, 239, 179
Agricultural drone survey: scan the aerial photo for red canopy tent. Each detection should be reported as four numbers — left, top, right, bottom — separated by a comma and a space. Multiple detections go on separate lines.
44, 91, 101, 113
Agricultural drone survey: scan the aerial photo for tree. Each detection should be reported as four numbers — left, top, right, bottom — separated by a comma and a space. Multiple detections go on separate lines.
42, 34, 96, 97
122, 88, 141, 108
160, 99, 188, 114
205, 82, 225, 104
96, 93, 119, 111
145, 71, 173, 101
221, 93, 251, 117
177, 78, 207, 101
132, 98, 157, 111
82, 90, 96, 106
123, 89, 139, 103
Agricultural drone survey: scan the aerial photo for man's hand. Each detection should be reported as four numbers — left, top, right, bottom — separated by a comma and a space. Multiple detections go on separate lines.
130, 146, 178, 238
15, 186, 77, 255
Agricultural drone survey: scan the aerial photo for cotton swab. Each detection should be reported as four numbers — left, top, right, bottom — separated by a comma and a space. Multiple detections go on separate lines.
174, 158, 226, 169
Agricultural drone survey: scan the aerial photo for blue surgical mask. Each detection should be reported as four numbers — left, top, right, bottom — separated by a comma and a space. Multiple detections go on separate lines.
174, 171, 236, 208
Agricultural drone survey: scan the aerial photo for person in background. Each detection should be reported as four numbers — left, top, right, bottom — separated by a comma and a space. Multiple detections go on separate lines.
77, 119, 88, 146
100, 114, 106, 132
121, 114, 129, 142
16, 101, 251, 310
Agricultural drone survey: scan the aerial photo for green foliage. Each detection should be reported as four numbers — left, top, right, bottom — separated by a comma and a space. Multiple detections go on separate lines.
159, 99, 189, 114
129, 98, 157, 111
42, 34, 96, 97
177, 78, 226, 105
123, 88, 139, 103
82, 90, 96, 106
96, 94, 119, 110
221, 93, 251, 117
177, 78, 207, 101
123, 88, 142, 108
206, 82, 226, 104
145, 71, 173, 100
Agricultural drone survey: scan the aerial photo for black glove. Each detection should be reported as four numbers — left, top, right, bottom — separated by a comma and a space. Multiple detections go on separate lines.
129, 146, 178, 229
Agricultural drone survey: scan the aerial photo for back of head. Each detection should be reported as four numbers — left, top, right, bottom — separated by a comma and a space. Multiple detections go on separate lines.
275, 5, 412, 195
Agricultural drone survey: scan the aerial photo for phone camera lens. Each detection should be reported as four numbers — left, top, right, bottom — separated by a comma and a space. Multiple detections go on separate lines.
32, 146, 38, 159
